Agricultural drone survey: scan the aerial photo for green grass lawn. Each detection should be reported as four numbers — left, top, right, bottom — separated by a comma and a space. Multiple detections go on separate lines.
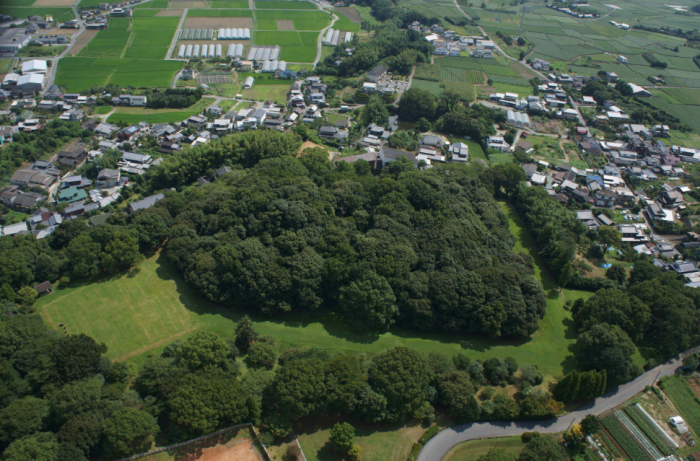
295, 416, 434, 461
94, 106, 113, 115
0, 58, 13, 73
242, 84, 290, 104
442, 436, 526, 461
37, 201, 588, 381
107, 97, 213, 124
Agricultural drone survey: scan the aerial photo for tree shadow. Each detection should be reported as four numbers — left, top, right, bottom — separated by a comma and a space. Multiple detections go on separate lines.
562, 318, 577, 341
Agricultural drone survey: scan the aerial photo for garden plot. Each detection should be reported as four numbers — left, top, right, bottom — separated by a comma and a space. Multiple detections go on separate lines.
277, 19, 294, 30
198, 74, 233, 85
184, 16, 253, 28
660, 376, 700, 435
188, 9, 254, 17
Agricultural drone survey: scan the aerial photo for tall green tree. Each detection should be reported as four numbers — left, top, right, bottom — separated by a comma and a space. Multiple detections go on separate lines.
235, 315, 259, 353
518, 435, 567, 461
576, 323, 636, 383
368, 347, 429, 420
0, 396, 49, 443
339, 271, 398, 331
366, 95, 390, 125
329, 422, 355, 452
102, 407, 159, 458
3, 432, 59, 461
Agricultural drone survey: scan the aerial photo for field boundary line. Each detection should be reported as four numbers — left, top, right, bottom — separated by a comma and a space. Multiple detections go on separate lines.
115, 326, 198, 362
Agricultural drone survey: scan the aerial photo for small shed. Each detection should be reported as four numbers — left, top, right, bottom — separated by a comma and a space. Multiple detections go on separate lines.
33, 281, 53, 297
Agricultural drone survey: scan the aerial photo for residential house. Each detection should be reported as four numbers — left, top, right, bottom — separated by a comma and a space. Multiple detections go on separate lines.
367, 64, 388, 83
450, 142, 469, 162
486, 136, 510, 153
57, 147, 87, 168
128, 193, 164, 213
96, 169, 120, 188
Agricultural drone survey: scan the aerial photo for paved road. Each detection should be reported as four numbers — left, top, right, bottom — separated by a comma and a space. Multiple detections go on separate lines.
314, 11, 337, 67
417, 355, 683, 461
166, 8, 189, 60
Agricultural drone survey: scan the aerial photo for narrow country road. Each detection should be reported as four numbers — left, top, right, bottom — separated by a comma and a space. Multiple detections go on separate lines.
166, 8, 189, 60
314, 12, 337, 67
451, 0, 549, 81
417, 354, 683, 461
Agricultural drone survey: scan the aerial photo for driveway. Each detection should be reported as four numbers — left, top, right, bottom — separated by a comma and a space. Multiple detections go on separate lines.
417, 354, 683, 461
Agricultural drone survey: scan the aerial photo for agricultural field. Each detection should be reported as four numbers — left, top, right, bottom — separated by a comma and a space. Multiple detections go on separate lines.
77, 29, 130, 58
188, 9, 254, 17
660, 376, 700, 435
0, 6, 73, 21
55, 57, 183, 92
254, 0, 317, 8
125, 16, 181, 60
332, 8, 362, 32
601, 413, 653, 461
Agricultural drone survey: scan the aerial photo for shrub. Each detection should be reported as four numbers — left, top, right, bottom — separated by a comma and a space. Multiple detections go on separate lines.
329, 422, 355, 452
521, 431, 540, 443
283, 445, 301, 461
419, 426, 440, 444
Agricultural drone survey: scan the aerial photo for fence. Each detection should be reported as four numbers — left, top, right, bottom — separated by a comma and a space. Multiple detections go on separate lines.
116, 422, 272, 461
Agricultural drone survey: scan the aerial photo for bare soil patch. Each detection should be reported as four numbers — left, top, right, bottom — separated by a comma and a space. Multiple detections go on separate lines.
33, 0, 75, 6
276, 19, 294, 30
184, 17, 253, 29
688, 378, 700, 398
70, 30, 98, 56
156, 8, 184, 16
184, 439, 263, 461
336, 6, 361, 22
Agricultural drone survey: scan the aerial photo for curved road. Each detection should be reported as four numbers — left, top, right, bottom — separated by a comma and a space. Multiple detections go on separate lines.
417, 355, 683, 461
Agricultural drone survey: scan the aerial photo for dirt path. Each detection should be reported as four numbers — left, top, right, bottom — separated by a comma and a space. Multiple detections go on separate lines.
115, 327, 198, 362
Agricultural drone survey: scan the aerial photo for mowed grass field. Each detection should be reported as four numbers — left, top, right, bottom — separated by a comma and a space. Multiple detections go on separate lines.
38, 202, 593, 380
107, 96, 214, 124
295, 417, 431, 461
55, 57, 183, 92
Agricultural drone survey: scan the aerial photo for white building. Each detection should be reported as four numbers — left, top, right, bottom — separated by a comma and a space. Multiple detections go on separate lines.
21, 59, 48, 75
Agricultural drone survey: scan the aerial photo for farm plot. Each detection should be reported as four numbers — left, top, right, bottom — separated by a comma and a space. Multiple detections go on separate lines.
648, 97, 700, 132
623, 405, 676, 457
440, 66, 484, 84
280, 46, 316, 62
124, 16, 180, 60
615, 410, 663, 460
55, 57, 183, 92
277, 19, 294, 30
188, 9, 254, 17
255, 0, 317, 8
601, 414, 653, 461
69, 29, 97, 56
0, 6, 73, 21
414, 63, 440, 81
661, 376, 700, 435
255, 30, 301, 45
197, 74, 233, 85
78, 29, 130, 58
184, 16, 254, 28
209, 0, 250, 6
663, 88, 700, 106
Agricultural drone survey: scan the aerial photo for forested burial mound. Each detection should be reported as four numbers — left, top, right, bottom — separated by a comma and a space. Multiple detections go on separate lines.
148, 131, 547, 338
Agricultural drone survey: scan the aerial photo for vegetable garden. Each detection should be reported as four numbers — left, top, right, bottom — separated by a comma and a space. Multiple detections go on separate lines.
660, 376, 700, 435
601, 413, 653, 461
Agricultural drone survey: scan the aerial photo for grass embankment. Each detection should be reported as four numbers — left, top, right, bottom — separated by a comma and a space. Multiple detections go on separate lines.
442, 436, 526, 461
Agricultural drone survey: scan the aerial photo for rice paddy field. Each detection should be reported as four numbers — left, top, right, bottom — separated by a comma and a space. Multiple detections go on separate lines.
55, 57, 183, 92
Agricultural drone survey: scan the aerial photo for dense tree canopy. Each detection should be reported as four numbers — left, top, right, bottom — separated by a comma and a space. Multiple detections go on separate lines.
155, 136, 546, 338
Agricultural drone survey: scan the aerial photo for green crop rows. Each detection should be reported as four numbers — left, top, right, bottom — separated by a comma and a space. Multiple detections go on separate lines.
414, 63, 440, 81
255, 1, 317, 9
661, 377, 700, 435
623, 406, 675, 456
601, 415, 652, 461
